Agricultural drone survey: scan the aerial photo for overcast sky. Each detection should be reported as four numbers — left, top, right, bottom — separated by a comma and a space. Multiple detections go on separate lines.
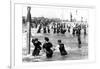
22, 5, 89, 21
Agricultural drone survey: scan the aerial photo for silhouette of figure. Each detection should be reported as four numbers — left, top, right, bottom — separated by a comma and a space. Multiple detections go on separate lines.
58, 40, 68, 56
32, 38, 42, 56
43, 37, 53, 58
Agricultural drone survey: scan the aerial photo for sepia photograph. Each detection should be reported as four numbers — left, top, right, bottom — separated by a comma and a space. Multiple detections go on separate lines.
22, 5, 88, 62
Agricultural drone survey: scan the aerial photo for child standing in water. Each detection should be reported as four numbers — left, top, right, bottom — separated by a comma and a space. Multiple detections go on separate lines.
57, 40, 68, 56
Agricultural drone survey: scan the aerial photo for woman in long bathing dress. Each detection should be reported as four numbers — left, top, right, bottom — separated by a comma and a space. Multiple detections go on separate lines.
32, 38, 42, 56
43, 37, 53, 58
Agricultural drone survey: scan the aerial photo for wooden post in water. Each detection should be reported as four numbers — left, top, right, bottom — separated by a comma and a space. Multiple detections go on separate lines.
27, 7, 31, 54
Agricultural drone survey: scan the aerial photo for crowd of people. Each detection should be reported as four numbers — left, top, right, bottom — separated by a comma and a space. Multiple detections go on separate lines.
23, 7, 88, 60
30, 22, 88, 59
36, 23, 67, 34
33, 22, 87, 37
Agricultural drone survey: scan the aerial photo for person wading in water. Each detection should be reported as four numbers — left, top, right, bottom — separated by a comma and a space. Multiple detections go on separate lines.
43, 37, 53, 58
32, 38, 42, 56
57, 40, 68, 56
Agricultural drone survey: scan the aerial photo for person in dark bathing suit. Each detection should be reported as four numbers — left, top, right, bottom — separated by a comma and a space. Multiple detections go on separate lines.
76, 27, 81, 48
37, 25, 42, 33
43, 37, 53, 58
32, 38, 42, 56
43, 27, 47, 33
58, 40, 68, 56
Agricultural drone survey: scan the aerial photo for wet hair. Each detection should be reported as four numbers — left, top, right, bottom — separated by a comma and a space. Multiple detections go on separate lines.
32, 39, 35, 43
58, 40, 61, 43
44, 37, 49, 41
35, 38, 38, 41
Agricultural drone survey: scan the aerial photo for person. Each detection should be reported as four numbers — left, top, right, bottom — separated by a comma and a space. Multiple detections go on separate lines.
53, 24, 56, 34
76, 27, 81, 48
68, 26, 70, 33
43, 27, 47, 33
53, 27, 56, 34
43, 37, 53, 58
57, 40, 68, 56
57, 28, 60, 34
47, 26, 50, 33
61, 28, 66, 34
37, 25, 42, 33
72, 27, 75, 36
32, 38, 42, 56
57, 23, 60, 34
84, 28, 86, 36
77, 35, 81, 48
